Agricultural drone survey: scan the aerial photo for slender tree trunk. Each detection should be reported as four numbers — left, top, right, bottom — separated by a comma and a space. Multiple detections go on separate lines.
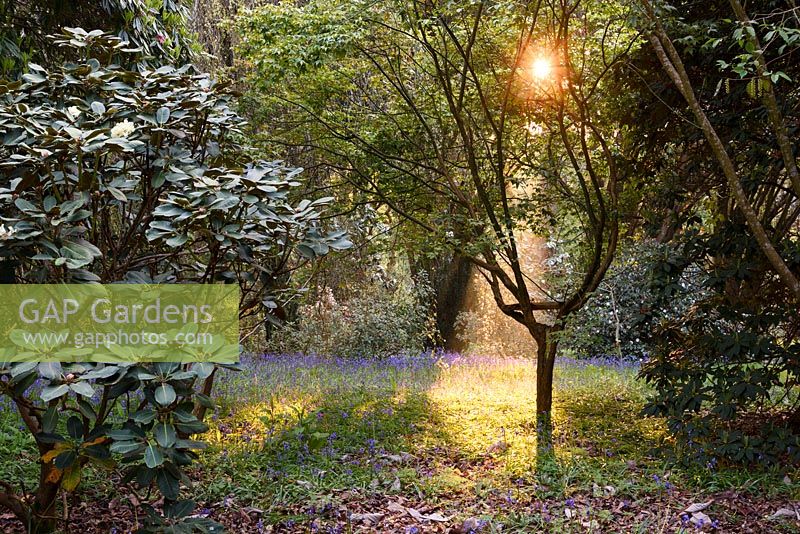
193, 369, 217, 422
643, 3, 800, 300
729, 0, 800, 199
535, 331, 555, 416
534, 325, 560, 450
535, 326, 561, 415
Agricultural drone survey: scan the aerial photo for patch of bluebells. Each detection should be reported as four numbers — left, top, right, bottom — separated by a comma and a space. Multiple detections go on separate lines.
0, 394, 11, 415
212, 352, 643, 417
541, 502, 551, 523
652, 474, 674, 493
468, 518, 489, 533
557, 354, 643, 371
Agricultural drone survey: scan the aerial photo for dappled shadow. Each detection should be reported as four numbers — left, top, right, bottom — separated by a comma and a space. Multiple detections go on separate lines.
198, 355, 668, 531
552, 388, 663, 460
199, 355, 451, 513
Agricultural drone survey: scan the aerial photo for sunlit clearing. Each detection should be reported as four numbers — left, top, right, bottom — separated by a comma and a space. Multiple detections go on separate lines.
531, 56, 552, 80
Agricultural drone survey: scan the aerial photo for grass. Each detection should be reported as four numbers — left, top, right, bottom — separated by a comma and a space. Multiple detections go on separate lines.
194, 354, 799, 532
1, 353, 799, 532
0, 397, 40, 487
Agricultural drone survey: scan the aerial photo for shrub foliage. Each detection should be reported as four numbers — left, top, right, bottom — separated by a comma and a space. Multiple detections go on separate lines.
0, 28, 346, 532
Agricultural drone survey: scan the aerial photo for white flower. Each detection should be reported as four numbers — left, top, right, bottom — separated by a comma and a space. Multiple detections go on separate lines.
0, 224, 17, 240
445, 231, 454, 239
110, 119, 135, 138
67, 106, 81, 118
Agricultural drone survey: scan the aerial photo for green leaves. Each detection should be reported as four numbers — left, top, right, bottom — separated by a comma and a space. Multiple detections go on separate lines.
154, 422, 177, 448
61, 465, 82, 492
41, 384, 70, 402
156, 468, 179, 500
69, 381, 95, 398
156, 106, 170, 124
22, 71, 46, 84
38, 362, 62, 380
132, 409, 157, 424
109, 441, 142, 454
55, 450, 77, 469
0, 22, 346, 526
144, 443, 164, 468
191, 362, 214, 380
67, 416, 84, 440
155, 383, 177, 406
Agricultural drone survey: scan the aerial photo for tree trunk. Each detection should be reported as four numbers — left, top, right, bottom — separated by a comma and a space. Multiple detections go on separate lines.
29, 463, 60, 533
535, 327, 558, 416
0, 492, 28, 532
193, 369, 217, 422
534, 325, 559, 450
645, 14, 800, 300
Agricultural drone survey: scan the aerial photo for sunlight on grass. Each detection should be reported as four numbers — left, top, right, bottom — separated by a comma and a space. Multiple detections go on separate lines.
190, 353, 798, 532
417, 355, 666, 483
423, 356, 537, 466
202, 354, 671, 504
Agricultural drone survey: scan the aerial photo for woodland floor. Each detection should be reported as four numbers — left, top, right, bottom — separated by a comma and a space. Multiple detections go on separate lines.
1, 354, 799, 533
